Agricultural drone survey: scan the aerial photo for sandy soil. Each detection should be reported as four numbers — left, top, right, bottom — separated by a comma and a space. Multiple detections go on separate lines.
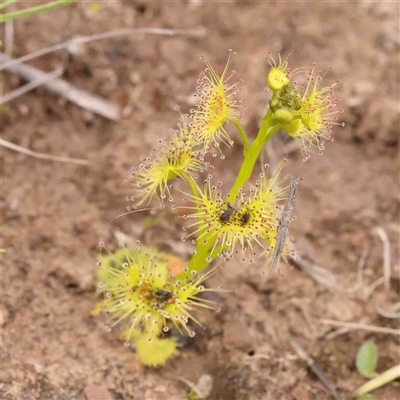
2, 1, 399, 399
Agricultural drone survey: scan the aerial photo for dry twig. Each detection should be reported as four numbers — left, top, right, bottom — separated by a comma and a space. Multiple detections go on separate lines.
289, 246, 368, 294
324, 318, 372, 341
376, 301, 400, 319
271, 176, 299, 271
373, 227, 391, 291
4, 10, 14, 55
1, 138, 90, 165
1, 27, 206, 117
1, 66, 64, 105
364, 276, 386, 299
289, 336, 340, 400
320, 319, 400, 335
1, 52, 120, 120
0, 27, 206, 71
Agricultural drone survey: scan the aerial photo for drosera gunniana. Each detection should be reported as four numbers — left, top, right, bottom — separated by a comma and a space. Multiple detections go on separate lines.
94, 50, 344, 365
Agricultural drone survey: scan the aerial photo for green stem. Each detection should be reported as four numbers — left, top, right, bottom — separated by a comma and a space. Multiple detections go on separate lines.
181, 172, 209, 259
356, 364, 400, 396
187, 241, 219, 271
232, 119, 249, 155
0, 0, 77, 23
182, 173, 200, 209
227, 112, 281, 203
0, 0, 18, 11
185, 111, 281, 276
178, 241, 221, 282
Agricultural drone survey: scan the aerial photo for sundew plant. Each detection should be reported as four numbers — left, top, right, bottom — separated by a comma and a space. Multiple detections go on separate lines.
95, 50, 343, 367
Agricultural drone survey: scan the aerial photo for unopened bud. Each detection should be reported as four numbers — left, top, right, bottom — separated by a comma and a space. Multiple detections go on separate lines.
269, 98, 280, 112
282, 119, 301, 135
274, 109, 294, 124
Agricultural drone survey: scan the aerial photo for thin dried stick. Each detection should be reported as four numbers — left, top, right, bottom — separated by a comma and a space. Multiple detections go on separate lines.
320, 319, 400, 335
289, 246, 368, 294
1, 138, 90, 165
376, 306, 400, 319
343, 244, 370, 293
4, 4, 14, 55
271, 176, 299, 271
290, 256, 340, 291
376, 301, 400, 319
1, 52, 120, 120
364, 276, 386, 299
374, 227, 391, 291
289, 336, 340, 400
1, 66, 64, 105
389, 301, 400, 311
324, 317, 372, 340
0, 27, 206, 71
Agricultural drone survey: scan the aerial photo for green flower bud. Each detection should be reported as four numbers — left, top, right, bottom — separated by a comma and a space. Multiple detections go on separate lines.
274, 109, 294, 124
269, 98, 280, 112
281, 119, 301, 135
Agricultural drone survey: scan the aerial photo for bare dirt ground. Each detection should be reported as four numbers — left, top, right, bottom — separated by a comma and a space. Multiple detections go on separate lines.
1, 1, 399, 399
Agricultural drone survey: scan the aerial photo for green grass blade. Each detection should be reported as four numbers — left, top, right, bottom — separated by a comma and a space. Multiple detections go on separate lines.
0, 0, 77, 23
0, 0, 18, 11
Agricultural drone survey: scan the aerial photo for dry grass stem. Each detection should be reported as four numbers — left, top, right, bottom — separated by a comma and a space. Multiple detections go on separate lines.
1, 52, 121, 120
376, 301, 400, 319
364, 276, 386, 299
320, 319, 400, 335
289, 247, 368, 294
1, 138, 90, 165
1, 66, 64, 105
0, 27, 206, 71
4, 15, 14, 55
373, 227, 391, 291
289, 336, 340, 400
271, 176, 299, 271
324, 317, 372, 340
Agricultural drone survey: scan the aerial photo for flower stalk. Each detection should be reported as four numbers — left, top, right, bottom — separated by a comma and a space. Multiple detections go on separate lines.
356, 364, 400, 396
